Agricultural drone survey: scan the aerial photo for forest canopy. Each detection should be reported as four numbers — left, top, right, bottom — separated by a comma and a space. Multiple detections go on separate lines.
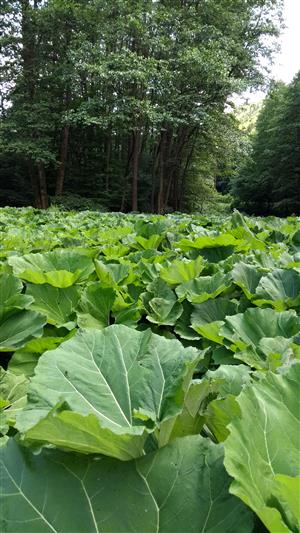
232, 73, 300, 216
0, 0, 283, 212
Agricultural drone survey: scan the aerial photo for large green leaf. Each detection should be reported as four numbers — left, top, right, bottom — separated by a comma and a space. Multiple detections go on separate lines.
160, 256, 205, 286
94, 260, 134, 287
8, 250, 95, 287
232, 262, 263, 300
0, 436, 254, 533
26, 284, 80, 328
0, 370, 28, 435
0, 310, 46, 352
176, 272, 231, 304
176, 233, 241, 251
254, 268, 300, 310
224, 363, 300, 533
76, 283, 115, 329
142, 279, 183, 325
203, 365, 252, 442
0, 273, 33, 321
191, 298, 238, 343
220, 308, 300, 368
16, 325, 200, 459
134, 234, 163, 250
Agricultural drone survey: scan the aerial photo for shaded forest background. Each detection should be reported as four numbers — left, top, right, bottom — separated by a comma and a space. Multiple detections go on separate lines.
1, 0, 298, 216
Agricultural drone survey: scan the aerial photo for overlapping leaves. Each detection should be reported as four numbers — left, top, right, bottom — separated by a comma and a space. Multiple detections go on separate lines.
1, 208, 300, 533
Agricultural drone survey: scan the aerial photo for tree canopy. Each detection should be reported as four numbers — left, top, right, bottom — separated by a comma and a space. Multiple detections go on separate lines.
0, 0, 283, 212
232, 72, 300, 216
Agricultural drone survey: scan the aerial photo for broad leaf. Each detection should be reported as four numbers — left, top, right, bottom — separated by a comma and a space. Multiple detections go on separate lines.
160, 256, 205, 286
203, 365, 252, 442
95, 260, 134, 287
0, 436, 254, 533
224, 363, 300, 533
0, 369, 28, 435
176, 272, 231, 304
76, 283, 115, 329
168, 380, 208, 441
0, 310, 46, 352
191, 298, 238, 343
232, 262, 263, 300
176, 233, 241, 251
142, 279, 183, 325
0, 273, 33, 320
27, 284, 80, 328
221, 308, 300, 368
16, 325, 200, 459
8, 250, 94, 287
254, 268, 300, 310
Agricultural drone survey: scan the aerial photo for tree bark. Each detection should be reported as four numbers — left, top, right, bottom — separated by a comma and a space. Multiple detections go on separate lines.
105, 133, 112, 192
55, 124, 70, 196
131, 130, 141, 211
37, 162, 49, 209
28, 161, 42, 208
157, 130, 166, 214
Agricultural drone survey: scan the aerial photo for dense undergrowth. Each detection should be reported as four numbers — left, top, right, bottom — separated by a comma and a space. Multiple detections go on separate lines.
0, 207, 299, 532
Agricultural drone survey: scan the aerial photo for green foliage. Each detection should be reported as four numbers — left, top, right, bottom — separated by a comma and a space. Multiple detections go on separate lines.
233, 74, 300, 216
0, 0, 283, 212
1, 207, 300, 532
0, 436, 254, 533
224, 363, 300, 532
50, 194, 108, 212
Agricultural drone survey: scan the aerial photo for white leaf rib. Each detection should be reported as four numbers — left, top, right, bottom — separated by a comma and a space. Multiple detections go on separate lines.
1, 461, 59, 533
82, 335, 131, 427
55, 365, 124, 429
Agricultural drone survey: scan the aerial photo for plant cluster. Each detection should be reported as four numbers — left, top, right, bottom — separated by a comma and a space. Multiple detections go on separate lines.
0, 207, 299, 532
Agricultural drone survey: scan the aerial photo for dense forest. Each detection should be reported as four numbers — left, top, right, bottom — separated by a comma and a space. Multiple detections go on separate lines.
0, 0, 285, 213
232, 74, 300, 216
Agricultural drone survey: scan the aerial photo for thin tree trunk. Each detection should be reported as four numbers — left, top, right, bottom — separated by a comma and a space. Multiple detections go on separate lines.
37, 162, 49, 209
105, 133, 112, 192
55, 124, 70, 196
120, 137, 133, 211
151, 140, 160, 213
157, 130, 166, 213
178, 138, 197, 210
131, 130, 141, 211
28, 161, 42, 208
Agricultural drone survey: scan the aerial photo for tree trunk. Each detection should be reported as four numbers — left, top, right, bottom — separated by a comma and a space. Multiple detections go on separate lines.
157, 130, 166, 213
55, 124, 70, 196
37, 162, 49, 209
28, 161, 42, 208
151, 141, 160, 213
105, 133, 112, 192
131, 130, 141, 211
120, 137, 133, 211
178, 137, 197, 210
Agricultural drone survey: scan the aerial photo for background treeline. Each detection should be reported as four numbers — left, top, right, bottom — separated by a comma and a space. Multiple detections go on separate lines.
0, 0, 282, 212
232, 73, 300, 216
